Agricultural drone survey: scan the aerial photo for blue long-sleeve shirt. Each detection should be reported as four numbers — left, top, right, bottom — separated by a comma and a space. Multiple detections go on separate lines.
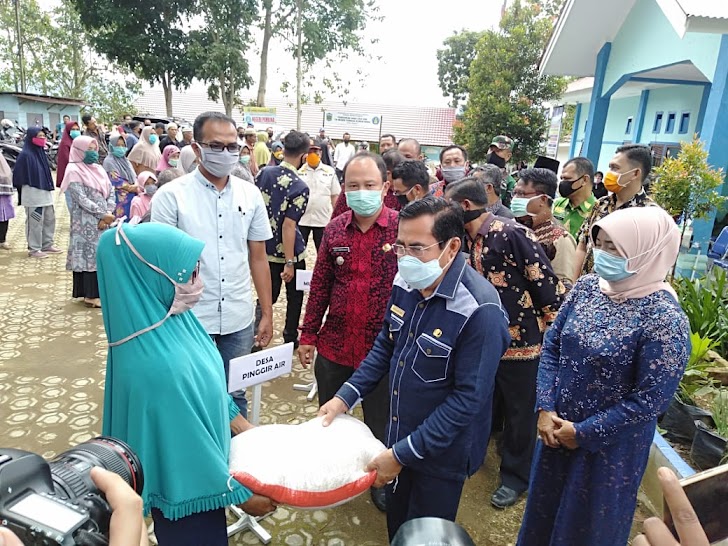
336, 253, 510, 480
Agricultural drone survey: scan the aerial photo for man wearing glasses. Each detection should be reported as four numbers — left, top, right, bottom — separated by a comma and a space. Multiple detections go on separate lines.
445, 177, 564, 510
318, 196, 510, 540
298, 152, 399, 512
152, 111, 274, 422
512, 168, 576, 289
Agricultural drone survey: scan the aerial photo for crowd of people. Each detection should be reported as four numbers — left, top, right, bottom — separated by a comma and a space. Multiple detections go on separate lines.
1, 109, 695, 546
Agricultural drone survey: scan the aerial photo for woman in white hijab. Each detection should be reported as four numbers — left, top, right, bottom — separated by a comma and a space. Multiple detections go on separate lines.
179, 145, 198, 174
128, 127, 162, 176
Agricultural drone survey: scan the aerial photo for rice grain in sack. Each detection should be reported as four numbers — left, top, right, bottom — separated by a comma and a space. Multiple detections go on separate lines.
229, 415, 386, 509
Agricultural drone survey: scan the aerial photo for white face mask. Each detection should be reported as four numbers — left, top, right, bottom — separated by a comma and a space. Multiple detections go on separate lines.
108, 222, 204, 347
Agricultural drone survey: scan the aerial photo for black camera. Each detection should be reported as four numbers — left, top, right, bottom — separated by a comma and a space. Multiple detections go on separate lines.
0, 436, 143, 546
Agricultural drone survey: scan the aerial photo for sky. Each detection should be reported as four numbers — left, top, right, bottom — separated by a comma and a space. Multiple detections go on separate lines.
42, 0, 505, 109
243, 0, 505, 108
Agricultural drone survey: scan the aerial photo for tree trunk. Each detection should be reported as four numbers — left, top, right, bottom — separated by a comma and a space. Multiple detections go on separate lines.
162, 72, 173, 117
221, 75, 232, 117
295, 0, 303, 130
256, 0, 273, 107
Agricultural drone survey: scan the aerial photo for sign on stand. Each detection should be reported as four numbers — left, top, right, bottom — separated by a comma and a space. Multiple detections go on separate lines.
229, 342, 293, 393
296, 270, 313, 291
226, 343, 293, 544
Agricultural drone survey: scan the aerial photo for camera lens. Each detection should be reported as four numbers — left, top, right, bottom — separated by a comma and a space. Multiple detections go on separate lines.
49, 436, 144, 501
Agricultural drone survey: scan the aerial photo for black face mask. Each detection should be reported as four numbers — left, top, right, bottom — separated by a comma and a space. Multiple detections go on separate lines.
462, 209, 486, 223
396, 193, 410, 208
558, 176, 582, 198
517, 215, 534, 229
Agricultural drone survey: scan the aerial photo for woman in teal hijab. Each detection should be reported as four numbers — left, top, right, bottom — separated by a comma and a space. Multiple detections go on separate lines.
97, 222, 275, 545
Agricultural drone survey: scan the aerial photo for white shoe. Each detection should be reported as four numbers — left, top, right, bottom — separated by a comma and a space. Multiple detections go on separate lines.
0, 242, 10, 250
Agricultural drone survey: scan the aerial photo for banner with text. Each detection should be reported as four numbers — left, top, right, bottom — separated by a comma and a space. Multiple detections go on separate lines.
545, 105, 565, 159
228, 342, 293, 392
243, 107, 277, 126
324, 111, 382, 128
296, 270, 313, 292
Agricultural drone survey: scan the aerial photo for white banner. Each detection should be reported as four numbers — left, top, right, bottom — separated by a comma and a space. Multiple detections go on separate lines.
546, 105, 564, 159
243, 107, 277, 126
296, 270, 313, 291
324, 111, 382, 128
228, 343, 293, 392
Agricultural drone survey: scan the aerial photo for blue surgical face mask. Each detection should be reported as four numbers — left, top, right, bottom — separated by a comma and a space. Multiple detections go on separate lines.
345, 189, 383, 217
149, 134, 158, 145
510, 196, 539, 217
593, 249, 633, 281
397, 241, 453, 290
70, 129, 81, 139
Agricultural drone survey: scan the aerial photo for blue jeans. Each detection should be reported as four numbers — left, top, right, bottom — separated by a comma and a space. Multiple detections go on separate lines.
210, 324, 254, 418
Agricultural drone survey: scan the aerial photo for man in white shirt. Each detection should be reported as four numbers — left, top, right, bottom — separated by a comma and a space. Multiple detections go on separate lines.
299, 140, 341, 250
152, 111, 274, 418
333, 132, 356, 181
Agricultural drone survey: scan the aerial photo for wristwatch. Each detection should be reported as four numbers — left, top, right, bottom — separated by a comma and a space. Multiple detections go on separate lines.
285, 259, 295, 267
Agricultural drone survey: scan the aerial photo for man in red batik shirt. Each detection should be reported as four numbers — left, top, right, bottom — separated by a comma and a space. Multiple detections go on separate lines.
298, 152, 399, 512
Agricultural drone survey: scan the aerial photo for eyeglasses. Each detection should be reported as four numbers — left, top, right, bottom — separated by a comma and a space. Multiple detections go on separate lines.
392, 187, 414, 197
392, 241, 443, 258
512, 190, 542, 198
198, 141, 241, 153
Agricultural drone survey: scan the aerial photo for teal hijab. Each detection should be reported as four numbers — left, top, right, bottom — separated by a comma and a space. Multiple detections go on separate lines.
97, 223, 251, 519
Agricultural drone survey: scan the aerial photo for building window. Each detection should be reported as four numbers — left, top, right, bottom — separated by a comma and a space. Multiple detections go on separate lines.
679, 112, 691, 134
625, 117, 633, 134
665, 112, 676, 134
653, 112, 664, 133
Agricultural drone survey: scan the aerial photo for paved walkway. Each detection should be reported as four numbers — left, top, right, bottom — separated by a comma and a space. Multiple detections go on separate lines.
0, 192, 642, 545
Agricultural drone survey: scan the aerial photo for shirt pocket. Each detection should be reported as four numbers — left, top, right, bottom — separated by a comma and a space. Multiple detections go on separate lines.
412, 333, 452, 383
388, 314, 404, 341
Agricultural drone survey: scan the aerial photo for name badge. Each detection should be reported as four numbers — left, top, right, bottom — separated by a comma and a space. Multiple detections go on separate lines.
332, 247, 350, 253
390, 304, 405, 318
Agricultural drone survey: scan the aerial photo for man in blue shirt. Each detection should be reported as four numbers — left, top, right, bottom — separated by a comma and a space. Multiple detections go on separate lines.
319, 196, 510, 541
256, 131, 310, 347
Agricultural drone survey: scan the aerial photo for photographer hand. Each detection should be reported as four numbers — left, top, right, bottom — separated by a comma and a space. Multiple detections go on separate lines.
240, 494, 278, 517
0, 527, 24, 546
90, 467, 147, 546
633, 467, 709, 546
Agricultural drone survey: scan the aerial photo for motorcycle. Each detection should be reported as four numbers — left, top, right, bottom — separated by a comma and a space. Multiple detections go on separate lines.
0, 141, 21, 170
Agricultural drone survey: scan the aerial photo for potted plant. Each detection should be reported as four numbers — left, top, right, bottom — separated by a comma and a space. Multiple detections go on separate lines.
690, 390, 728, 470
651, 136, 726, 276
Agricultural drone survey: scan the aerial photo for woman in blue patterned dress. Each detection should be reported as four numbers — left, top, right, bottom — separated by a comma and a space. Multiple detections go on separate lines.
517, 206, 690, 546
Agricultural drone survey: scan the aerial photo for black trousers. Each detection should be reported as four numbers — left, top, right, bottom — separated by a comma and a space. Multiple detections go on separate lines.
492, 357, 539, 494
335, 168, 344, 183
314, 353, 389, 444
269, 260, 305, 344
385, 467, 465, 542
0, 220, 8, 243
299, 225, 324, 251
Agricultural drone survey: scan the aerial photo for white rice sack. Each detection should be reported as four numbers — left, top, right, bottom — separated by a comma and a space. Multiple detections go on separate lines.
229, 414, 386, 509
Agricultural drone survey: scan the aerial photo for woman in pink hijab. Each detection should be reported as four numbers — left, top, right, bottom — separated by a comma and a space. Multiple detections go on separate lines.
518, 206, 690, 546
156, 145, 180, 173
60, 135, 116, 307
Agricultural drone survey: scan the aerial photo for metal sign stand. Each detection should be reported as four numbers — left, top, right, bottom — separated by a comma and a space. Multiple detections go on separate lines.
226, 384, 272, 543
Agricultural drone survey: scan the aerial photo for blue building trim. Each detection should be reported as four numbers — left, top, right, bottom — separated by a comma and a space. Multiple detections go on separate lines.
583, 43, 612, 167
634, 90, 650, 143
629, 77, 710, 87
695, 84, 712, 135
569, 103, 582, 158
693, 34, 728, 244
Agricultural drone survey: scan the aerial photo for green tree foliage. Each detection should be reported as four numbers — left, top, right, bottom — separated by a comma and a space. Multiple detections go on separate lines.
71, 0, 198, 117
189, 0, 256, 116
454, 0, 567, 162
652, 137, 727, 242
0, 0, 139, 124
255, 0, 379, 107
436, 30, 485, 109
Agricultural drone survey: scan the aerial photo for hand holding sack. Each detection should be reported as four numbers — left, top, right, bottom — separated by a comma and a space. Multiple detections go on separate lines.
229, 415, 386, 509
